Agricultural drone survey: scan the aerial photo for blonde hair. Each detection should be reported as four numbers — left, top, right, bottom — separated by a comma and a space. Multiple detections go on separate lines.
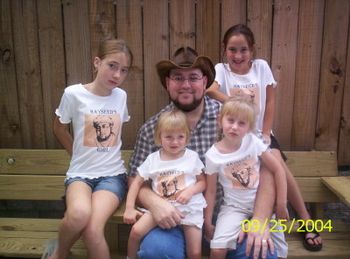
97, 38, 133, 67
154, 109, 190, 146
219, 96, 256, 132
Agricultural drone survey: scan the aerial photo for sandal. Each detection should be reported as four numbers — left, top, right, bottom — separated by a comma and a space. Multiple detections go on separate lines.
300, 226, 323, 251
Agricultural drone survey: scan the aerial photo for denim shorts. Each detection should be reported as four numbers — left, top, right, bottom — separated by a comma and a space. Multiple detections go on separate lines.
64, 174, 127, 202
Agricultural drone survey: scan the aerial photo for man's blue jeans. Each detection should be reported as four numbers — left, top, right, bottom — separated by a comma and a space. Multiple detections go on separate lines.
137, 226, 277, 259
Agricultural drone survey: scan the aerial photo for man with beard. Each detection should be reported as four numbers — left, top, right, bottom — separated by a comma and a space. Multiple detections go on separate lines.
128, 47, 277, 259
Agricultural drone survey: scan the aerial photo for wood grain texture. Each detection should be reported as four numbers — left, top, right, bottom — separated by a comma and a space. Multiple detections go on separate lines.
247, 0, 273, 62
143, 0, 169, 119
322, 176, 350, 207
271, 0, 299, 149
11, 0, 46, 148
0, 0, 22, 147
37, 0, 66, 149
292, 0, 324, 150
315, 0, 350, 151
338, 14, 350, 165
116, 0, 144, 149
62, 0, 92, 85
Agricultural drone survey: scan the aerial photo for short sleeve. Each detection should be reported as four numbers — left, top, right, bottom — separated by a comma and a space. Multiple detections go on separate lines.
136, 155, 152, 180
55, 89, 73, 124
205, 151, 219, 175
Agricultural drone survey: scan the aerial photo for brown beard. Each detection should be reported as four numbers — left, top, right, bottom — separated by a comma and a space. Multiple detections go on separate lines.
170, 93, 204, 112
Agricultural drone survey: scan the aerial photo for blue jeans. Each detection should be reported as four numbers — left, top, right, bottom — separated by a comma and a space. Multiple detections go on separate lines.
137, 226, 277, 259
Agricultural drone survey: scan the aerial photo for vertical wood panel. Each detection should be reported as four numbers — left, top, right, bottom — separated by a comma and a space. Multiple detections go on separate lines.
89, 0, 116, 62
12, 0, 46, 148
0, 0, 22, 147
221, 0, 246, 40
338, 24, 350, 165
292, 0, 324, 150
37, 0, 66, 148
116, 0, 144, 149
63, 0, 92, 85
271, 0, 299, 149
315, 0, 350, 151
169, 0, 196, 53
143, 0, 169, 119
196, 0, 221, 64
247, 0, 273, 63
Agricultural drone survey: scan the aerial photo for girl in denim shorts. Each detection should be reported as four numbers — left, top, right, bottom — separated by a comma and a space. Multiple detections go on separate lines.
45, 38, 133, 259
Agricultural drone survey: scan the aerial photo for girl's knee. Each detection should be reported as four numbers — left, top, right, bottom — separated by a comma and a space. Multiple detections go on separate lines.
129, 224, 146, 242
82, 221, 106, 243
210, 248, 227, 259
186, 250, 201, 259
63, 206, 91, 229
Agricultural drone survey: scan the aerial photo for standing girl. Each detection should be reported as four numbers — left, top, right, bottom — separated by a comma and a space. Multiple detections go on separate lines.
206, 23, 322, 251
123, 109, 206, 259
204, 97, 288, 259
48, 38, 133, 259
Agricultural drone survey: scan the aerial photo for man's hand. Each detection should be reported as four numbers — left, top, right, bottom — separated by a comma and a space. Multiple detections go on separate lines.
238, 219, 274, 259
149, 198, 184, 229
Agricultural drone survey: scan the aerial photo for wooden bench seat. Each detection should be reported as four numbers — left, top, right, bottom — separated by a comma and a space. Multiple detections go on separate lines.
1, 149, 349, 258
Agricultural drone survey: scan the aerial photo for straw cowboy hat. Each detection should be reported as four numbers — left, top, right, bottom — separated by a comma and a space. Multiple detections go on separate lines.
156, 46, 215, 89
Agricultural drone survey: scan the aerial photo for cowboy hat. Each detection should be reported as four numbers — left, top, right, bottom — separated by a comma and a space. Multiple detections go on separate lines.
156, 47, 215, 89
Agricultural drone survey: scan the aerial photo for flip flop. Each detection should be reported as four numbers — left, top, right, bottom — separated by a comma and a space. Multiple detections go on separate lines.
300, 226, 323, 251
41, 239, 58, 259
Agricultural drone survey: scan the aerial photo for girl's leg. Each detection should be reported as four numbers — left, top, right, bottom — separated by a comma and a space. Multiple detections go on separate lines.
128, 212, 157, 259
50, 181, 93, 259
271, 149, 322, 246
210, 248, 227, 259
82, 190, 119, 259
183, 225, 202, 259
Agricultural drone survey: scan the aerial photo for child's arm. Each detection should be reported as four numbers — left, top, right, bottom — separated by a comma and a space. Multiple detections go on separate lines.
204, 173, 218, 240
176, 172, 206, 204
206, 82, 229, 103
123, 174, 145, 224
260, 151, 289, 220
262, 85, 276, 145
53, 116, 73, 156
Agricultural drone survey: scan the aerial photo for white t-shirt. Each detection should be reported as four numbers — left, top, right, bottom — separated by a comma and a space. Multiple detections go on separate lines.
137, 148, 207, 213
205, 133, 268, 210
55, 83, 130, 179
215, 59, 277, 133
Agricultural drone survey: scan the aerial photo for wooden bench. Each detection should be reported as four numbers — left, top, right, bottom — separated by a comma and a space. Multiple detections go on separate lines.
0, 149, 349, 258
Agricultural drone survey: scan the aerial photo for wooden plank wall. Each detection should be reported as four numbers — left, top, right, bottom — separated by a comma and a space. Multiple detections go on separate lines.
0, 0, 349, 166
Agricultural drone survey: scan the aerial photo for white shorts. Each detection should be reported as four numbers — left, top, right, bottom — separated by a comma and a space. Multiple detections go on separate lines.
211, 205, 288, 258
181, 208, 204, 229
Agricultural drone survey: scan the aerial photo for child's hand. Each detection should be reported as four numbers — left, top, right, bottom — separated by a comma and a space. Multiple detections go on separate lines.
275, 203, 289, 220
176, 188, 193, 204
123, 208, 143, 224
262, 133, 271, 146
204, 222, 215, 241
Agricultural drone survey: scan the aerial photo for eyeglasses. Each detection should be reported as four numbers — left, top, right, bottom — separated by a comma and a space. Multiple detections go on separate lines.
169, 75, 204, 84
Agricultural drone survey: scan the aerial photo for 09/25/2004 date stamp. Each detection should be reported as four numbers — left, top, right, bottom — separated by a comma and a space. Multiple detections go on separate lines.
241, 218, 333, 234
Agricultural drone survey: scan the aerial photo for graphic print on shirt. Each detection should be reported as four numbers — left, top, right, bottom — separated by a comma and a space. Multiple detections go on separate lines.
229, 84, 260, 115
83, 114, 121, 150
223, 155, 259, 189
156, 172, 185, 201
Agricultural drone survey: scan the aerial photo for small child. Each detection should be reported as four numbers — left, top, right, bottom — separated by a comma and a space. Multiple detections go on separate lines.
204, 97, 288, 259
124, 109, 207, 259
